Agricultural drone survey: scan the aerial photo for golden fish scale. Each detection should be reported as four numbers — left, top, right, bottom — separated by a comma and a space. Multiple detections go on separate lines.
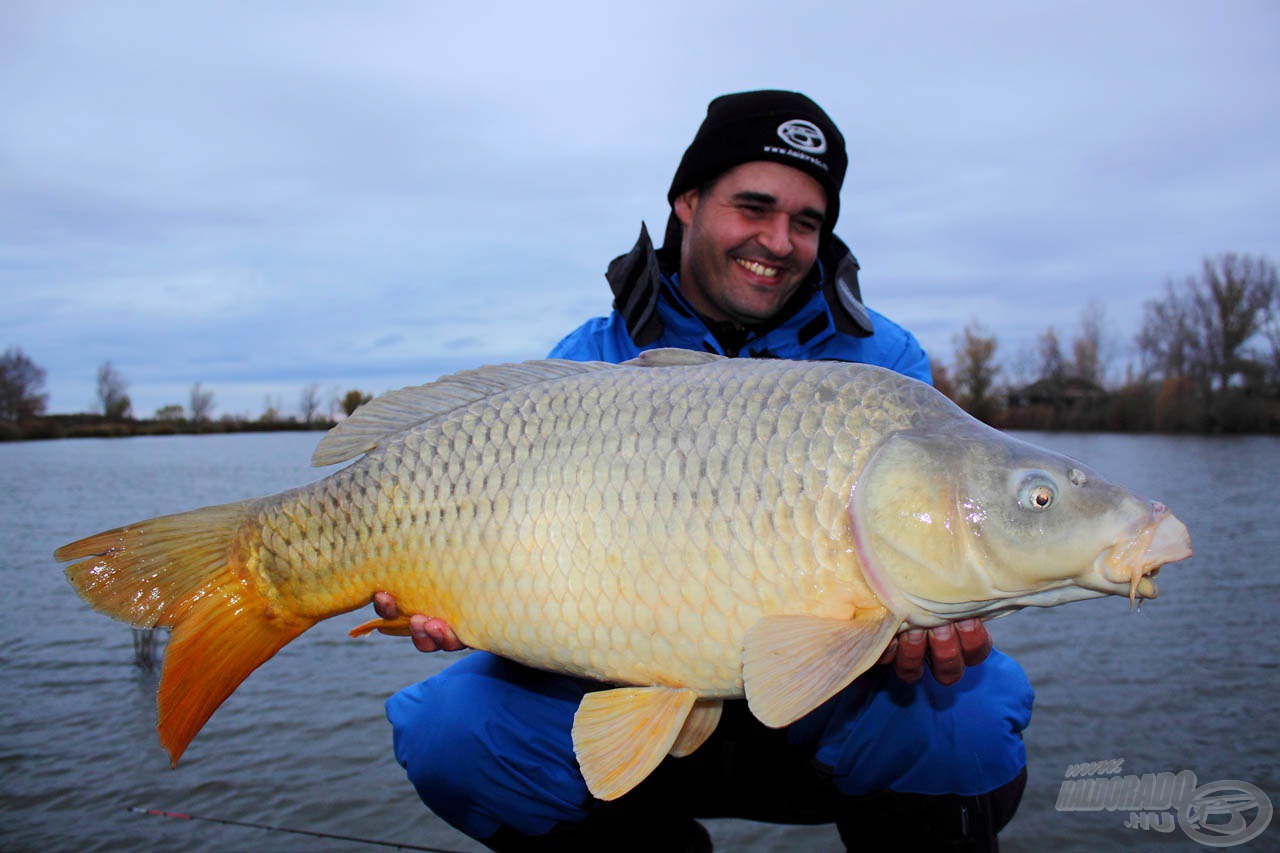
247, 360, 948, 693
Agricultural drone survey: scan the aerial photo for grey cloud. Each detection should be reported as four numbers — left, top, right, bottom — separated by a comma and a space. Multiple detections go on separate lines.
3, 2, 1276, 415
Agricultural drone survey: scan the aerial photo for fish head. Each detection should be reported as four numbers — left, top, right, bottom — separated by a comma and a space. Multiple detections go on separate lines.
848, 423, 1192, 626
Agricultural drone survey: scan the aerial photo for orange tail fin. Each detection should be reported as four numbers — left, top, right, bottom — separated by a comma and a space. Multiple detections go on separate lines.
55, 500, 314, 764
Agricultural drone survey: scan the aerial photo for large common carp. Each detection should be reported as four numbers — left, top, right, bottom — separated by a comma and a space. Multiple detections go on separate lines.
57, 350, 1191, 800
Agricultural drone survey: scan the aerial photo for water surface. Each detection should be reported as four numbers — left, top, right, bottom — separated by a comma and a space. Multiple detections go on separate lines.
1, 431, 1275, 850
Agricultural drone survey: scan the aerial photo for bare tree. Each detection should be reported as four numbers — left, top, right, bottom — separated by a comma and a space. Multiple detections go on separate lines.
326, 384, 343, 420
1264, 284, 1280, 386
0, 347, 48, 422
1193, 254, 1277, 391
96, 361, 131, 419
299, 383, 321, 424
1137, 279, 1202, 383
190, 382, 215, 422
1004, 340, 1039, 389
1070, 301, 1108, 387
1036, 327, 1066, 383
952, 321, 1001, 423
1138, 254, 1278, 393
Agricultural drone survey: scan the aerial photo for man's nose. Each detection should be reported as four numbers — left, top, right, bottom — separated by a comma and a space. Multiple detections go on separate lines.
756, 214, 793, 258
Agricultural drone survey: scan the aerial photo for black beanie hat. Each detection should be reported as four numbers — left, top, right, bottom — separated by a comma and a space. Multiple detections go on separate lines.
668, 90, 848, 231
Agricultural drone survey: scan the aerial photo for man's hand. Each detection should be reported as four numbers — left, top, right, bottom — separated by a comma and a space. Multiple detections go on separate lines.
877, 619, 992, 686
371, 592, 467, 653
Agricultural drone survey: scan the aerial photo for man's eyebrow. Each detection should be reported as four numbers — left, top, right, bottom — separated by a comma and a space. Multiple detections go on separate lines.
797, 206, 826, 225
730, 191, 826, 225
731, 190, 778, 206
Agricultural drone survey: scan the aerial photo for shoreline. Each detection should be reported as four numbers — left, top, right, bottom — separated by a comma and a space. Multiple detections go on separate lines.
0, 414, 336, 442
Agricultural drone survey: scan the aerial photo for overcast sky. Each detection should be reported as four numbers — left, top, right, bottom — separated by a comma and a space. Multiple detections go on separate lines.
3, 1, 1277, 417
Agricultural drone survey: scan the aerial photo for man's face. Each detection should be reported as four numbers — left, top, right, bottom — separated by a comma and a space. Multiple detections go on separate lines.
674, 161, 827, 326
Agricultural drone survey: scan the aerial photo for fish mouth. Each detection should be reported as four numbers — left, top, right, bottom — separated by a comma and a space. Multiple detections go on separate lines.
1094, 502, 1193, 607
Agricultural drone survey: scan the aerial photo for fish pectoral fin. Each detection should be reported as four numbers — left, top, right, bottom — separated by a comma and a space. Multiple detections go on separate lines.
743, 612, 901, 728
348, 616, 412, 638
572, 686, 698, 801
669, 699, 723, 758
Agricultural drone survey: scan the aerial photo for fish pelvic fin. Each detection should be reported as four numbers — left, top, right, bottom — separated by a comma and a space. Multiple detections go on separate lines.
56, 499, 314, 764
572, 686, 698, 801
669, 698, 723, 758
743, 611, 901, 728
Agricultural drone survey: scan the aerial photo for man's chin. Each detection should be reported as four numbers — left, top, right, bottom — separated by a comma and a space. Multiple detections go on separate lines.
724, 305, 786, 326
728, 289, 796, 324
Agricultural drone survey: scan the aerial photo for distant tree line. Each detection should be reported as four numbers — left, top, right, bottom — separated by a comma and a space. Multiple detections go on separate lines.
938, 253, 1280, 433
0, 352, 378, 440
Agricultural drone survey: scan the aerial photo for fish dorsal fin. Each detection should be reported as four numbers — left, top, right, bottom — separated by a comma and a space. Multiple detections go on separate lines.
311, 359, 616, 466
743, 612, 901, 728
625, 348, 727, 367
572, 686, 698, 801
669, 698, 723, 758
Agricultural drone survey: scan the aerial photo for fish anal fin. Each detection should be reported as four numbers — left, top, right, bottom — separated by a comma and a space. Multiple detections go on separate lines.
669, 699, 722, 758
349, 616, 412, 638
572, 686, 697, 801
160, 583, 312, 765
743, 612, 901, 728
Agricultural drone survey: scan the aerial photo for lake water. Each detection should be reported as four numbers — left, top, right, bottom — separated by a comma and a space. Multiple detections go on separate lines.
2, 431, 1277, 851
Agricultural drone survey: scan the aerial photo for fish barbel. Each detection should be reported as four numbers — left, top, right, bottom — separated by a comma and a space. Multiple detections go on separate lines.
56, 349, 1192, 799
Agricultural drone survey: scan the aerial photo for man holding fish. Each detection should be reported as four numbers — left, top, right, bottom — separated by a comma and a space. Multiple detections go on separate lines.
379, 91, 1033, 851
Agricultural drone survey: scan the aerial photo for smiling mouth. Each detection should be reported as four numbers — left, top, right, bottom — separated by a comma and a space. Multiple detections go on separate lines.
734, 258, 781, 279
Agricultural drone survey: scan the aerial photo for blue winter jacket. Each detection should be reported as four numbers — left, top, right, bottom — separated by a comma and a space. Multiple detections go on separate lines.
387, 228, 1033, 841
548, 227, 932, 378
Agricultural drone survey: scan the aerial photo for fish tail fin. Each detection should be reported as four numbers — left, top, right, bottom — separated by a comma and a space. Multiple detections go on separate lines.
56, 499, 314, 764
157, 576, 310, 764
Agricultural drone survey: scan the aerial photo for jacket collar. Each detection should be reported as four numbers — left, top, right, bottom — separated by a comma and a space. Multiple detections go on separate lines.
606, 221, 874, 347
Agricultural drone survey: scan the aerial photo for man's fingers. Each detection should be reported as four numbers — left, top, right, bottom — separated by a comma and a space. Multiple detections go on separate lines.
431, 619, 466, 652
893, 629, 927, 682
408, 615, 466, 653
926, 624, 965, 686
372, 591, 399, 620
956, 619, 992, 666
408, 614, 441, 653
877, 637, 899, 665
886, 621, 990, 685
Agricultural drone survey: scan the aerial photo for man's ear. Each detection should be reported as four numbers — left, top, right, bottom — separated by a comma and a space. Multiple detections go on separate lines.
673, 188, 699, 227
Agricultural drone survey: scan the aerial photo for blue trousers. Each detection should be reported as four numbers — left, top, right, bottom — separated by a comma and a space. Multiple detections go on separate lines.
388, 650, 1033, 843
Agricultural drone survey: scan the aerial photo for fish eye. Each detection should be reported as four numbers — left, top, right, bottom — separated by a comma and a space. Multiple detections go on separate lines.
1017, 475, 1057, 512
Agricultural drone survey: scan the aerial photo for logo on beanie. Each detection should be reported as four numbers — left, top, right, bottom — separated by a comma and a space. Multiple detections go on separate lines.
777, 119, 827, 155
